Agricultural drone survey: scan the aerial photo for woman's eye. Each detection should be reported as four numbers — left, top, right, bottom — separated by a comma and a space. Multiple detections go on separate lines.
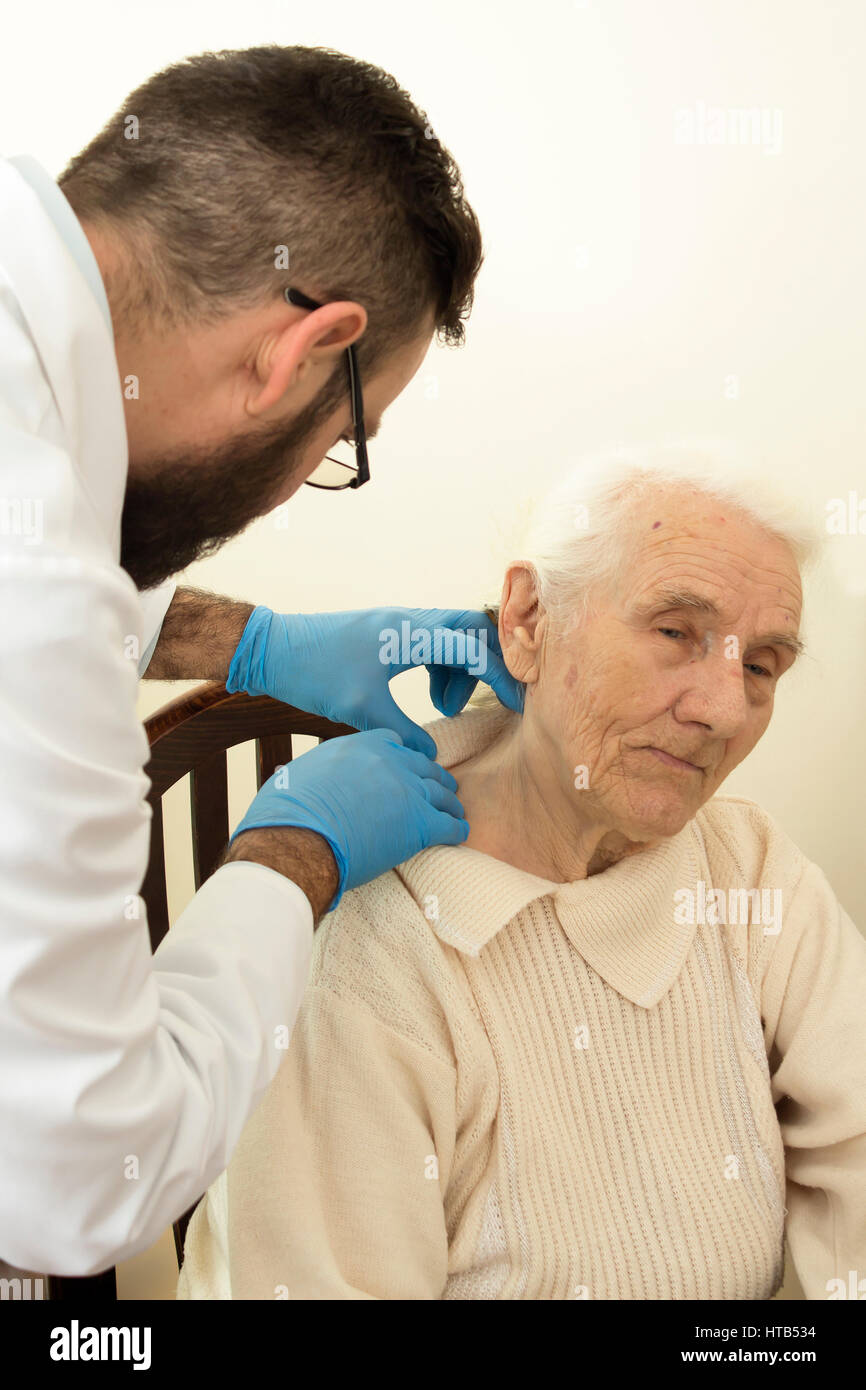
658, 627, 773, 680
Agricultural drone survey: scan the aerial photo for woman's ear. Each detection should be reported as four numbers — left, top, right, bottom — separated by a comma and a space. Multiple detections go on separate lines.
499, 563, 546, 686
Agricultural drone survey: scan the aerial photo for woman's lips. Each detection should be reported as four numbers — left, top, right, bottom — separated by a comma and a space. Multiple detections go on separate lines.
645, 746, 701, 772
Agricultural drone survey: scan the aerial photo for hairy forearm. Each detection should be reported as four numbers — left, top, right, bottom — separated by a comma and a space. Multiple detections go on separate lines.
142, 586, 256, 681
220, 826, 340, 925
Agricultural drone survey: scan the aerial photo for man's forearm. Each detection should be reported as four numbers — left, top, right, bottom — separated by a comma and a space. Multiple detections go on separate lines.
220, 826, 340, 925
142, 586, 256, 681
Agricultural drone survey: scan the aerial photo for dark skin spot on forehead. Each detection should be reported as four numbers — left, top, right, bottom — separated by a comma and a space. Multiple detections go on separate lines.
652, 521, 661, 529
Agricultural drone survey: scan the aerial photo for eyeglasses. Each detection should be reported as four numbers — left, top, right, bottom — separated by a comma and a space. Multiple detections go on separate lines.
284, 286, 370, 490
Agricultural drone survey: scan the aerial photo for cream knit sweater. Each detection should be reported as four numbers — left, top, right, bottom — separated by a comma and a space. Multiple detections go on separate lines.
177, 704, 866, 1300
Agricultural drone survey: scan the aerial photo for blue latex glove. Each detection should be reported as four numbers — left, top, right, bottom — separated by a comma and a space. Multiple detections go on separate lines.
230, 728, 468, 911
226, 606, 524, 759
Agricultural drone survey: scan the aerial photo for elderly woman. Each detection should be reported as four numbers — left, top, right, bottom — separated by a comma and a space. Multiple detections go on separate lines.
177, 444, 866, 1300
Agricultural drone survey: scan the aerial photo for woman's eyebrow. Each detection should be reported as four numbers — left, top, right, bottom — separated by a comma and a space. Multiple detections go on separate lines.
632, 586, 806, 660
634, 587, 721, 620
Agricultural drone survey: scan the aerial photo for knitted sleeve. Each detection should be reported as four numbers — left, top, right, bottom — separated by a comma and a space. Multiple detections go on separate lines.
177, 872, 466, 1299
761, 854, 866, 1300
220, 983, 458, 1298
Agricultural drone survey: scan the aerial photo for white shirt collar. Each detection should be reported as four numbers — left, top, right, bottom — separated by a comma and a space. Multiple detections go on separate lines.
7, 154, 112, 333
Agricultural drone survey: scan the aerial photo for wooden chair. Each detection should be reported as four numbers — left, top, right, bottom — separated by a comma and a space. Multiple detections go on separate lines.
45, 682, 354, 1301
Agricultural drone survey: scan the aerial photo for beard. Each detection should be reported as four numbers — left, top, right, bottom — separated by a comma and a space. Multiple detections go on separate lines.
120, 374, 345, 592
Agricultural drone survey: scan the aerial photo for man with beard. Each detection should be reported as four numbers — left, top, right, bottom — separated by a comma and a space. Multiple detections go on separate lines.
0, 45, 520, 1277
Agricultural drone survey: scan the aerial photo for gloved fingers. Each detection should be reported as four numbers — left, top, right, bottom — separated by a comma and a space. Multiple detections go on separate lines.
389, 609, 503, 677
427, 663, 449, 710
413, 617, 521, 715
409, 607, 499, 644
360, 694, 438, 759
429, 654, 524, 718
383, 739, 458, 792
428, 665, 478, 717
427, 808, 471, 846
418, 779, 466, 820
473, 649, 525, 713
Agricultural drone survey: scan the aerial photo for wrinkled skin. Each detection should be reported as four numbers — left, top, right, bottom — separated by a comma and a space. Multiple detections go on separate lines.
453, 486, 803, 881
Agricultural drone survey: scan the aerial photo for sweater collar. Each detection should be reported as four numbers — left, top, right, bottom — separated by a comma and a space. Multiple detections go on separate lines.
395, 703, 702, 1009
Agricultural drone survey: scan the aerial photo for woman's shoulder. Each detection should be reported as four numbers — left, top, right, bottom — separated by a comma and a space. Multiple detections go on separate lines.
692, 793, 809, 890
307, 866, 468, 1063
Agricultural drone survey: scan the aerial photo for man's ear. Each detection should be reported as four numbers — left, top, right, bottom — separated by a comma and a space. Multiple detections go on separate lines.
247, 300, 367, 418
499, 563, 546, 686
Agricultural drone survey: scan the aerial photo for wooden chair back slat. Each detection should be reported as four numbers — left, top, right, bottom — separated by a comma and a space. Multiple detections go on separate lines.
190, 751, 229, 889
142, 799, 170, 952
256, 733, 294, 789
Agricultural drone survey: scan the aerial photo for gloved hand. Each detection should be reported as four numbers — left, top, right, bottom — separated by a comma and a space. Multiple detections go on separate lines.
226, 606, 524, 759
230, 728, 468, 912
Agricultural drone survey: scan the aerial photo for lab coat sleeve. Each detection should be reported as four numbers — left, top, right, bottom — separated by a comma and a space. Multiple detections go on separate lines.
761, 856, 866, 1299
0, 548, 314, 1276
136, 578, 177, 676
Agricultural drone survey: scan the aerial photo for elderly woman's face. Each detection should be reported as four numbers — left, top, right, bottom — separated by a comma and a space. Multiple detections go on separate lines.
508, 490, 803, 840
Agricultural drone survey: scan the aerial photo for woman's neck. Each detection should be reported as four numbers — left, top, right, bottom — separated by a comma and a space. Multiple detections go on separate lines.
451, 710, 653, 882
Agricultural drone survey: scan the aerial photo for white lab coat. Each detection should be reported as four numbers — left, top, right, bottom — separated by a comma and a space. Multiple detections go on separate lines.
0, 156, 314, 1275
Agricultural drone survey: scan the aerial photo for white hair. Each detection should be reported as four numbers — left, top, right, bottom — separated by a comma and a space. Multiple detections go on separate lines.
472, 442, 824, 707
494, 441, 824, 631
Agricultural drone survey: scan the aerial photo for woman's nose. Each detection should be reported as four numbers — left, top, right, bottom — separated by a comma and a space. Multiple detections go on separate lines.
676, 644, 751, 736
